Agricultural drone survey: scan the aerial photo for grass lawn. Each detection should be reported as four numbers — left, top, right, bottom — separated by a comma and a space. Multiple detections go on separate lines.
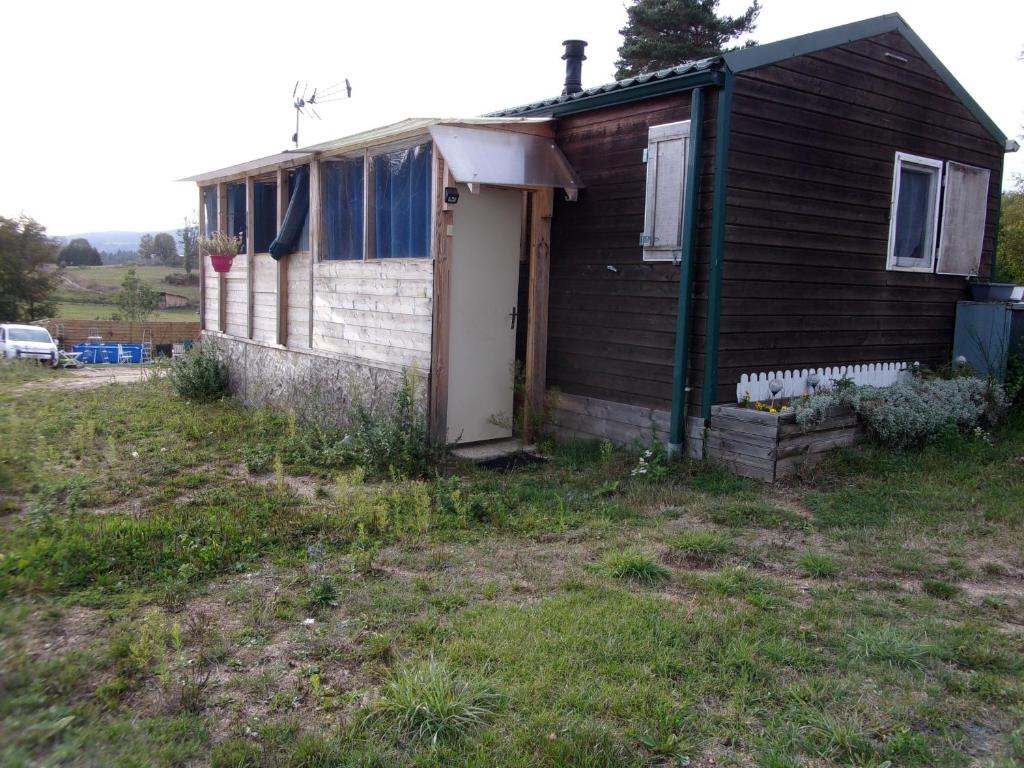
0, 369, 1021, 767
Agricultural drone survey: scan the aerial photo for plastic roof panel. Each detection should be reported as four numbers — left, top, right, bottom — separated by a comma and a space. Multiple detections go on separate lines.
429, 124, 581, 197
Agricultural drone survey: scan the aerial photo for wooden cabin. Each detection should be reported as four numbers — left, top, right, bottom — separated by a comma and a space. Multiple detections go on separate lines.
185, 14, 1016, 459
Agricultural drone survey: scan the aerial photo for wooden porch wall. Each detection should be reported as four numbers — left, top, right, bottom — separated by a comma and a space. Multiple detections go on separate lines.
713, 32, 1005, 405
547, 91, 719, 416
223, 253, 249, 337
311, 259, 433, 372
251, 253, 278, 344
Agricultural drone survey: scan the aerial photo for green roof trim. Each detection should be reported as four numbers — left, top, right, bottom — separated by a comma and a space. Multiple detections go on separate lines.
723, 13, 1006, 145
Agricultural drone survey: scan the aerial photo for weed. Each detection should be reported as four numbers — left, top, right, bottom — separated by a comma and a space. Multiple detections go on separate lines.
922, 579, 962, 600
668, 530, 734, 566
366, 658, 501, 745
350, 369, 434, 480
600, 548, 670, 584
845, 625, 928, 669
797, 551, 840, 579
305, 576, 339, 610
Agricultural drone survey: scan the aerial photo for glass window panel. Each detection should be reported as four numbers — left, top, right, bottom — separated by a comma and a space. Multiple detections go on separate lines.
893, 167, 934, 265
323, 158, 364, 260
202, 187, 217, 235
253, 181, 277, 253
226, 182, 247, 251
370, 142, 432, 259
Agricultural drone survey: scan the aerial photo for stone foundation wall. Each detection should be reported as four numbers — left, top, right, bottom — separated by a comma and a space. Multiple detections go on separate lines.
206, 332, 428, 429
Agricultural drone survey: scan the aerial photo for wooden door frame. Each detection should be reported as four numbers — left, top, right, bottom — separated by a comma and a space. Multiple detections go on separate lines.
428, 175, 553, 445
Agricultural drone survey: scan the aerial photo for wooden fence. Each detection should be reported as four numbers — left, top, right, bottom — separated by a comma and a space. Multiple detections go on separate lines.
32, 319, 201, 348
736, 362, 913, 403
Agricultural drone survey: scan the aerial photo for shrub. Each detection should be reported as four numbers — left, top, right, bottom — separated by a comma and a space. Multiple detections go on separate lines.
668, 530, 734, 566
793, 376, 1007, 450
600, 548, 670, 584
350, 370, 433, 479
366, 659, 501, 745
167, 341, 228, 403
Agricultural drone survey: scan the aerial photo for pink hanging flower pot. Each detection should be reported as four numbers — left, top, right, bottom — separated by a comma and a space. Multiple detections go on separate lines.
209, 253, 235, 273
200, 231, 243, 275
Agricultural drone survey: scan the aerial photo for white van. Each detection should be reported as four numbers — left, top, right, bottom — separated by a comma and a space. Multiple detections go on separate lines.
0, 324, 59, 366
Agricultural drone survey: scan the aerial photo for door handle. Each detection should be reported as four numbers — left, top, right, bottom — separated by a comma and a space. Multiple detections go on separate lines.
509, 306, 518, 330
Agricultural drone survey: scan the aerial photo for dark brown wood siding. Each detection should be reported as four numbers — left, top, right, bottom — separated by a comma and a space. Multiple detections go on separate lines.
547, 91, 718, 412
716, 32, 1005, 405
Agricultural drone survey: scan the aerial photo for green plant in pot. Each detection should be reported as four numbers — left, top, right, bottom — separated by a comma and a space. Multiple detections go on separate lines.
199, 231, 243, 274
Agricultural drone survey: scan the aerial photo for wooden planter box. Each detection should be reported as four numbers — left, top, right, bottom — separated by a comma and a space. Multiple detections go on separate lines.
705, 404, 862, 482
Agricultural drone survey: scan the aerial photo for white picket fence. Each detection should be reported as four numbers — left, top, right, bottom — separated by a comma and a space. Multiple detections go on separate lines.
736, 362, 914, 403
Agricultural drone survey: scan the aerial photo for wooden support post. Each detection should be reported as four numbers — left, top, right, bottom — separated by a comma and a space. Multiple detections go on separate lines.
308, 160, 322, 349
429, 159, 453, 444
524, 187, 553, 441
275, 169, 288, 346
198, 186, 206, 331
216, 182, 228, 333
245, 176, 255, 340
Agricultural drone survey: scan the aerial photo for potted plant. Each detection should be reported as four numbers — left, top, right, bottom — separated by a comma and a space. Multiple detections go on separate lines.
200, 231, 242, 274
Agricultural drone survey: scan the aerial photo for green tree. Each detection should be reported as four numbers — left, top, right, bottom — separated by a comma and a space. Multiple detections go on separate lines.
153, 232, 179, 265
137, 233, 155, 262
179, 218, 199, 275
116, 268, 159, 322
0, 215, 58, 321
615, 0, 761, 79
57, 237, 102, 267
995, 189, 1024, 284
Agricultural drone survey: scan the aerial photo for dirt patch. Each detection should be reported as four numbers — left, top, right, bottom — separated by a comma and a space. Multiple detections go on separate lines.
14, 366, 159, 393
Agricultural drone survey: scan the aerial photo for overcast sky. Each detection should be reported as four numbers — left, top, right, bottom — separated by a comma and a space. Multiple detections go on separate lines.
1, 0, 1021, 236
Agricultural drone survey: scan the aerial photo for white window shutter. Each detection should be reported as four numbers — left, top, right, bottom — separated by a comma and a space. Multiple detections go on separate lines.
936, 161, 991, 276
642, 121, 690, 262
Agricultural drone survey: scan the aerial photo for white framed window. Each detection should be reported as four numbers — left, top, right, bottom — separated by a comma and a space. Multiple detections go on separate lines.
641, 120, 690, 262
886, 152, 943, 272
935, 161, 991, 277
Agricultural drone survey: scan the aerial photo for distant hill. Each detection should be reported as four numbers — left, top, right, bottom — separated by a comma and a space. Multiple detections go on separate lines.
54, 230, 185, 262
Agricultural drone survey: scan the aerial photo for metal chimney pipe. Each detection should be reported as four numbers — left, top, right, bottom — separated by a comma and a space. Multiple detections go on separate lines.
561, 39, 588, 95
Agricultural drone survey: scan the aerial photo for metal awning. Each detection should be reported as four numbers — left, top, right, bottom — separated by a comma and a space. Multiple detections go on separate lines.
429, 123, 582, 200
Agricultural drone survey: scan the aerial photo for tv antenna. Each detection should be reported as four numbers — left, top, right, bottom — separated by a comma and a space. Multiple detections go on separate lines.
291, 78, 352, 147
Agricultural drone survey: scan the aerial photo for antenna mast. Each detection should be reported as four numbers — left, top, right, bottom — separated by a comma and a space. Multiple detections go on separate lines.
291, 78, 352, 147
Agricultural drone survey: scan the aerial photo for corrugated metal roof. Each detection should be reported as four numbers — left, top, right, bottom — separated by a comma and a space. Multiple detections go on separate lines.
486, 57, 722, 117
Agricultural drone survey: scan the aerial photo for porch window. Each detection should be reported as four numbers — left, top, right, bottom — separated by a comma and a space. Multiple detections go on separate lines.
886, 152, 942, 272
641, 120, 690, 263
226, 182, 247, 250
253, 180, 277, 253
323, 157, 364, 260
368, 141, 432, 259
202, 187, 217, 235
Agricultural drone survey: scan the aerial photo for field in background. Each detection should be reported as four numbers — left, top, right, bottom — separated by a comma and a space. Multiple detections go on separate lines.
53, 264, 199, 322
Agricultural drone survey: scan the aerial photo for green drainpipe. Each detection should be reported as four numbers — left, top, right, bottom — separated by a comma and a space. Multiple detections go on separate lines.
668, 86, 706, 458
701, 69, 735, 422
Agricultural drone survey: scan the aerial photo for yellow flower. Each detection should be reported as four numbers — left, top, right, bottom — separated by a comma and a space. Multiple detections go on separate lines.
769, 407, 777, 413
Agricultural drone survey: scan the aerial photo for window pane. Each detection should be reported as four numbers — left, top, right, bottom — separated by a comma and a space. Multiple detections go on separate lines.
253, 181, 277, 253
226, 182, 247, 251
324, 158, 364, 260
371, 142, 432, 259
893, 166, 934, 266
202, 187, 217, 235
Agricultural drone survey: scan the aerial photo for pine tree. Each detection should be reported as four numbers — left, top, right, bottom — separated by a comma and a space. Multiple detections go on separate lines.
615, 0, 761, 79
0, 215, 59, 321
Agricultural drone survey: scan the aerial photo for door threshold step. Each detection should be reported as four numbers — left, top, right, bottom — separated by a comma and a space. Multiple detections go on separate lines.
451, 438, 539, 463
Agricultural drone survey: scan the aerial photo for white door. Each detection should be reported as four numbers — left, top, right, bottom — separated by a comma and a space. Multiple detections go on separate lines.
447, 185, 523, 444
